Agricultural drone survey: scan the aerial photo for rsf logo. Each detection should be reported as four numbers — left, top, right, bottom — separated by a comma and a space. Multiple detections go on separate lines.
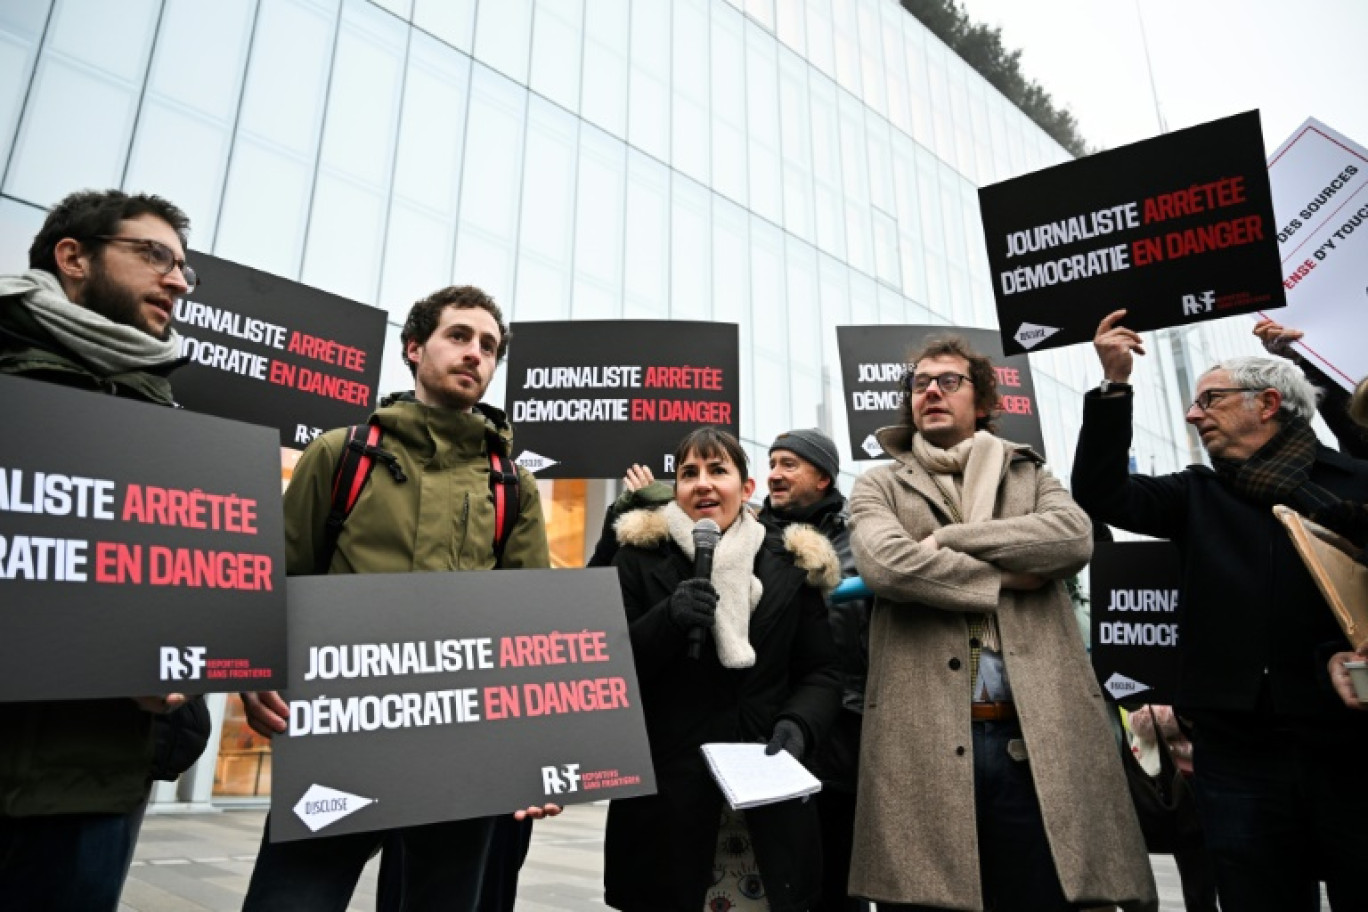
1181, 290, 1215, 315
541, 763, 580, 795
160, 646, 206, 681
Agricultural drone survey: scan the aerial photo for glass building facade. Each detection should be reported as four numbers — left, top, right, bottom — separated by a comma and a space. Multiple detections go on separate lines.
0, 0, 1265, 806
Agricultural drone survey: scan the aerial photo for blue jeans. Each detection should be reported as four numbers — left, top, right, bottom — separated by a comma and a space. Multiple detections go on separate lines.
0, 811, 137, 911
879, 720, 1074, 912
1190, 711, 1368, 912
242, 814, 495, 912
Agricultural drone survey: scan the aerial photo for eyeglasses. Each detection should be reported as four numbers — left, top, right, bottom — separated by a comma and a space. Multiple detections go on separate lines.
1188, 387, 1258, 412
906, 372, 973, 394
91, 236, 199, 289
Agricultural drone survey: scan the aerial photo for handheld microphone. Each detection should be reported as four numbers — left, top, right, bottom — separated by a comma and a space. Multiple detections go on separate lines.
688, 518, 722, 660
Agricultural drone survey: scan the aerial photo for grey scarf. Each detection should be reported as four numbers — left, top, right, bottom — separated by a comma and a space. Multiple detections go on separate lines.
0, 269, 181, 375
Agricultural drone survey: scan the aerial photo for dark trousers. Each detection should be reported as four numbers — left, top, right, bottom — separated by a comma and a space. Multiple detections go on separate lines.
1190, 711, 1368, 912
1166, 791, 1219, 912
879, 720, 1074, 912
814, 787, 869, 912
0, 811, 137, 912
376, 815, 533, 912
242, 814, 495, 912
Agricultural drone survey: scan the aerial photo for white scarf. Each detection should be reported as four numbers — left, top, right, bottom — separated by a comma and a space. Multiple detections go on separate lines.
663, 501, 766, 669
0, 269, 181, 375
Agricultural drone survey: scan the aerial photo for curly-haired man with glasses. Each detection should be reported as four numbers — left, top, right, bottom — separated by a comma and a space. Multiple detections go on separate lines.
847, 334, 1154, 911
1074, 309, 1368, 912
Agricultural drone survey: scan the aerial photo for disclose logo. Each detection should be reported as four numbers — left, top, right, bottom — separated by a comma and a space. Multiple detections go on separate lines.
292, 783, 375, 832
514, 450, 560, 473
1013, 322, 1060, 350
1103, 671, 1152, 700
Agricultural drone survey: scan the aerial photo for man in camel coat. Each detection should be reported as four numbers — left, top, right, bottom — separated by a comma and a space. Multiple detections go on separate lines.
847, 335, 1155, 912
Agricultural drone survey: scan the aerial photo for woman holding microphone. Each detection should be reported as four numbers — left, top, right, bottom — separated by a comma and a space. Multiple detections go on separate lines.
604, 427, 842, 912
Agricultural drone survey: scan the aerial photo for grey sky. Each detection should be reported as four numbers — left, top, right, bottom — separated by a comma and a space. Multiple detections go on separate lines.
954, 0, 1368, 157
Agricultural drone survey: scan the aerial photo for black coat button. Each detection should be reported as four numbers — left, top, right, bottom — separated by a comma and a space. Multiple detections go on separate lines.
955, 746, 966, 756
948, 657, 961, 671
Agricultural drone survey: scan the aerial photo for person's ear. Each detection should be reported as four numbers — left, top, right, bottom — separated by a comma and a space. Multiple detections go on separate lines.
1258, 388, 1282, 422
53, 237, 91, 296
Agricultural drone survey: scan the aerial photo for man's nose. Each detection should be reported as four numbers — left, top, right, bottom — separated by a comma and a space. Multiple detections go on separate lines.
161, 267, 189, 295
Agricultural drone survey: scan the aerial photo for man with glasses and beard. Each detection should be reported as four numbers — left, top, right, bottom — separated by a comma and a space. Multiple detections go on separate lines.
0, 189, 202, 911
1073, 309, 1368, 912
848, 335, 1154, 912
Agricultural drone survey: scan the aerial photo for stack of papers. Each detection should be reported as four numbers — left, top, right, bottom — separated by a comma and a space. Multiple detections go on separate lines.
700, 742, 822, 810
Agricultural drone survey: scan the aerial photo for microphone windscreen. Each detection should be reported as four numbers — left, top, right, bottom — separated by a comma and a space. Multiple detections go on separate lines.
692, 517, 722, 550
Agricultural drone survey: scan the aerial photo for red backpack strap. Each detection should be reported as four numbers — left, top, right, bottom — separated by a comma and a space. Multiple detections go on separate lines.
488, 449, 521, 564
320, 422, 404, 573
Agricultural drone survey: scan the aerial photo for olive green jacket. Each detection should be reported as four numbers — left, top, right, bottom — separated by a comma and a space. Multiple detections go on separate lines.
0, 294, 179, 816
285, 394, 550, 576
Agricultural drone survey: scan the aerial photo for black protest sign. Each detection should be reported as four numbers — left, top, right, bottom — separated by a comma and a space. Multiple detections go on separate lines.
503, 320, 739, 479
1089, 541, 1183, 708
173, 252, 387, 449
270, 568, 655, 842
0, 375, 286, 702
835, 325, 1045, 461
979, 110, 1285, 356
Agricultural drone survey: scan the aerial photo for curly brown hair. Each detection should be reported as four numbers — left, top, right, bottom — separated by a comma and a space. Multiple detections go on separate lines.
899, 335, 999, 433
400, 285, 509, 374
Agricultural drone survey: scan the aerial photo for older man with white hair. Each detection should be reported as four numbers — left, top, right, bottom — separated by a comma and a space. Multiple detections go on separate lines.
1073, 309, 1368, 912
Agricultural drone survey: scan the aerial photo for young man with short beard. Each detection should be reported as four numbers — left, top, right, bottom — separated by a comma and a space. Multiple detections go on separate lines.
239, 285, 556, 911
0, 188, 200, 911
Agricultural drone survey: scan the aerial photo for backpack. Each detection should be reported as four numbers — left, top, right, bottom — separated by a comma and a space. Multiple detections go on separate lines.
315, 420, 521, 573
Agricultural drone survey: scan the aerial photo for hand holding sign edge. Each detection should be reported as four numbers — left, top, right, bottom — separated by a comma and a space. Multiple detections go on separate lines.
514, 803, 563, 821
1094, 309, 1145, 384
240, 690, 290, 738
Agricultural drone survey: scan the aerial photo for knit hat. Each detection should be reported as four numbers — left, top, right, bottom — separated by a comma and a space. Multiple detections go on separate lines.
769, 428, 840, 482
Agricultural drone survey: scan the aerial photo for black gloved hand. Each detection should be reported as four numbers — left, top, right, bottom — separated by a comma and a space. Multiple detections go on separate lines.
765, 718, 807, 760
668, 578, 718, 632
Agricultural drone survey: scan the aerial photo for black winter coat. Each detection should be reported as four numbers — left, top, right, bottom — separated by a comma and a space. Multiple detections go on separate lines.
0, 297, 204, 815
1072, 390, 1368, 720
604, 510, 840, 912
758, 493, 870, 792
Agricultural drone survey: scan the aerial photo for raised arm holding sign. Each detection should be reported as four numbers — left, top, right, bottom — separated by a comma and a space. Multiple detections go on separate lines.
1072, 309, 1368, 908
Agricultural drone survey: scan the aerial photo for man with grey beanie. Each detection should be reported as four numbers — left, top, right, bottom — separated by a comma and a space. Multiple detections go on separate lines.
758, 427, 871, 912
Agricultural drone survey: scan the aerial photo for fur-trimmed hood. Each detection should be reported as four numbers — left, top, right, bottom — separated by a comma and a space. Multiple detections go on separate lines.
615, 506, 841, 592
